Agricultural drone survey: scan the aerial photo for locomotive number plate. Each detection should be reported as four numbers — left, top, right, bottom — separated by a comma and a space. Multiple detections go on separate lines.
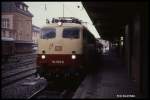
55, 46, 62, 51
52, 60, 64, 64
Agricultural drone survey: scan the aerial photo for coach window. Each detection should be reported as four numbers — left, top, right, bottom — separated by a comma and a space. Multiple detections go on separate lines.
63, 28, 79, 38
41, 28, 56, 39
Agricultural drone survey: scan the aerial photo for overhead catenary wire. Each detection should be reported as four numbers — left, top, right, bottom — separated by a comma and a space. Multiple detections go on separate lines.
62, 3, 77, 18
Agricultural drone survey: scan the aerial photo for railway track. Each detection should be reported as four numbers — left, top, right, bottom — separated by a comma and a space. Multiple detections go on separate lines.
2, 58, 36, 71
27, 84, 47, 99
2, 54, 37, 87
2, 66, 36, 87
1, 76, 47, 99
2, 53, 36, 65
9, 53, 36, 61
28, 85, 71, 99
1, 53, 36, 86
28, 76, 84, 99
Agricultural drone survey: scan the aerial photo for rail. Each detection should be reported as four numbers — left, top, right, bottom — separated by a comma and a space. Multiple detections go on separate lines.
2, 53, 37, 87
27, 77, 84, 99
27, 84, 47, 99
2, 67, 36, 87
2, 59, 36, 71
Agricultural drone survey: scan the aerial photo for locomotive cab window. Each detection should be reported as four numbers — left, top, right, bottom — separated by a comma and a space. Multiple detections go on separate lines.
41, 28, 56, 39
63, 28, 80, 39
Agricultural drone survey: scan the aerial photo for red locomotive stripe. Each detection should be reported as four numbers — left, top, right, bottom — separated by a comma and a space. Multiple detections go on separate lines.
36, 54, 83, 66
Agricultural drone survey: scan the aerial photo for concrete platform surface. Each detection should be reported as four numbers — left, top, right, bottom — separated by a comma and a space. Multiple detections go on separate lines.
73, 50, 137, 99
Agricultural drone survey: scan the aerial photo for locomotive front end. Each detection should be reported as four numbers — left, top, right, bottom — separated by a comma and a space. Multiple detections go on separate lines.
36, 21, 84, 79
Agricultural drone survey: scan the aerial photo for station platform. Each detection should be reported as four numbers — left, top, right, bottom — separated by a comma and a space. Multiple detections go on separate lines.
73, 49, 137, 99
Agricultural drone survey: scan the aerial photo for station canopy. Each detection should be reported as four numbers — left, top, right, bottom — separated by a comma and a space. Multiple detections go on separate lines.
82, 2, 146, 42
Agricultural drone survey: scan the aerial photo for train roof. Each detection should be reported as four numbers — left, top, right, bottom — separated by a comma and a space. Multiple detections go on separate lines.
42, 23, 84, 29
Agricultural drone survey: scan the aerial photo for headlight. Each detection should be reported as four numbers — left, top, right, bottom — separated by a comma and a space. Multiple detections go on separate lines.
71, 55, 76, 60
58, 21, 62, 26
41, 55, 46, 59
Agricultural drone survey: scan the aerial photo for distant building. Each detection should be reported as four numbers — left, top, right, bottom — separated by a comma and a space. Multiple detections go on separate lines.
1, 2, 33, 42
32, 25, 41, 44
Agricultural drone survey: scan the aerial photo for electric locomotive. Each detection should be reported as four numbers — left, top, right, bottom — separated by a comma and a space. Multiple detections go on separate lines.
36, 17, 97, 79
